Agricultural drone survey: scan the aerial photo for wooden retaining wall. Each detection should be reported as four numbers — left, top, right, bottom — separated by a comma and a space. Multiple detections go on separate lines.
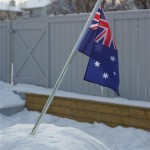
25, 93, 150, 131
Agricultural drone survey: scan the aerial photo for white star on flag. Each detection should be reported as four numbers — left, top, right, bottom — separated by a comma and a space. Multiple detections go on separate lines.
94, 61, 100, 67
110, 56, 116, 62
102, 73, 109, 79
113, 72, 116, 76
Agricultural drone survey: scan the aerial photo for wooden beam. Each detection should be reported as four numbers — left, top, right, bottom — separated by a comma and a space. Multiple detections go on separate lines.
25, 93, 150, 132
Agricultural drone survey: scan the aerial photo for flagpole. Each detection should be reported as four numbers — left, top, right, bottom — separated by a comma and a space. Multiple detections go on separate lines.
31, 0, 103, 135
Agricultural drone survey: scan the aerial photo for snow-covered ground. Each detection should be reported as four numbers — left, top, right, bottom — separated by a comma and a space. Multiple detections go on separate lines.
0, 80, 150, 150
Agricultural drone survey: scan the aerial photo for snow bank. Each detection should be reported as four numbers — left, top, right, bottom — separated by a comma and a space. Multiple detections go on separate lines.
13, 83, 150, 108
0, 81, 150, 150
0, 109, 150, 150
0, 124, 110, 150
0, 81, 24, 109
1, 80, 149, 110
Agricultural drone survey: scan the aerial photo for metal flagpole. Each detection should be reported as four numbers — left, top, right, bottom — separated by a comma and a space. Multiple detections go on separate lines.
31, 0, 103, 135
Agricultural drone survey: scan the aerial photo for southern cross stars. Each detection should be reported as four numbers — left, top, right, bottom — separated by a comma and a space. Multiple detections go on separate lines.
94, 61, 109, 79
102, 73, 109, 79
113, 72, 116, 76
94, 60, 116, 80
94, 61, 100, 67
110, 56, 116, 62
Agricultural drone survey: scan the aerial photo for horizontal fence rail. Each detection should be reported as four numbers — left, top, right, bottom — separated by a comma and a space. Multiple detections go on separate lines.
0, 10, 150, 101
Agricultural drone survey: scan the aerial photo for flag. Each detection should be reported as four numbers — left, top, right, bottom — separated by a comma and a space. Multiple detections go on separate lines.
77, 6, 120, 95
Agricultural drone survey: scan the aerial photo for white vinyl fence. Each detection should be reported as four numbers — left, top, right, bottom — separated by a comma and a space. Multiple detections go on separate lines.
0, 10, 150, 101
0, 21, 11, 83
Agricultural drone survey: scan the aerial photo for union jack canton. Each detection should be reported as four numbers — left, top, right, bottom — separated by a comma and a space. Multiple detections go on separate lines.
78, 6, 120, 95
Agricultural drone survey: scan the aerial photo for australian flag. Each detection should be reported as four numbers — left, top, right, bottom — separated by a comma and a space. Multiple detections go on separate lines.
78, 6, 120, 95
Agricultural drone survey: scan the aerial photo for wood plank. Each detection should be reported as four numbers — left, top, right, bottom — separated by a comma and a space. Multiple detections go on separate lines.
26, 94, 150, 120
26, 103, 150, 130
122, 19, 130, 99
137, 18, 146, 100
55, 113, 150, 132
49, 112, 121, 127
25, 93, 150, 131
114, 19, 123, 96
145, 18, 150, 100
130, 19, 138, 100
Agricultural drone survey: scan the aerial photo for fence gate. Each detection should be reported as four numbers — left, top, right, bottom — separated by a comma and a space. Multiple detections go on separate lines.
0, 21, 11, 83
12, 19, 49, 87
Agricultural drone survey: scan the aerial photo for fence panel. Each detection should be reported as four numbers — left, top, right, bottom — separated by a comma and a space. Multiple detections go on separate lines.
113, 10, 150, 101
48, 10, 150, 101
48, 15, 103, 96
145, 17, 150, 100
1, 10, 149, 101
0, 21, 11, 83
12, 19, 49, 87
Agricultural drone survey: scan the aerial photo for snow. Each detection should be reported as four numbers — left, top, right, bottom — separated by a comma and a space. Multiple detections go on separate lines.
0, 81, 24, 109
20, 0, 53, 9
0, 2, 22, 12
0, 109, 150, 150
12, 82, 150, 108
0, 124, 109, 150
0, 80, 150, 150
